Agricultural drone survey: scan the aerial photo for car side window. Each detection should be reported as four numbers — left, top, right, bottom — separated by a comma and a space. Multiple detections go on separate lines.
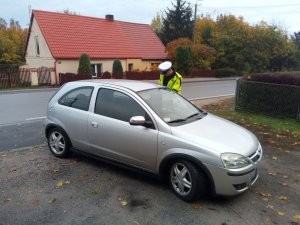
95, 88, 148, 123
58, 87, 93, 111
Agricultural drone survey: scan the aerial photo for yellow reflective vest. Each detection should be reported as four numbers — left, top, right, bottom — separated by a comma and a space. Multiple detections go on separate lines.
158, 72, 183, 94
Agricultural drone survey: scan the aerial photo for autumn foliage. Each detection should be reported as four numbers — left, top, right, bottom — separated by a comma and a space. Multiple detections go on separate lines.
0, 19, 28, 65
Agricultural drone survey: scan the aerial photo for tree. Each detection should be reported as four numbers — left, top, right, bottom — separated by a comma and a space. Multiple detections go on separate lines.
150, 12, 163, 38
165, 38, 216, 70
0, 18, 28, 65
175, 46, 193, 74
112, 59, 123, 73
77, 53, 92, 75
160, 0, 193, 44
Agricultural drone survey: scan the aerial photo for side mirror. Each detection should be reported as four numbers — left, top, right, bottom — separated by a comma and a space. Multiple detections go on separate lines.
129, 116, 146, 126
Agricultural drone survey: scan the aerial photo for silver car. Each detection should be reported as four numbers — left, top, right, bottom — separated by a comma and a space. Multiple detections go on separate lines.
45, 79, 263, 201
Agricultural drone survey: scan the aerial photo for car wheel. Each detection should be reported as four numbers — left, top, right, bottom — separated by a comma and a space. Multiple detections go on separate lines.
169, 160, 207, 201
47, 128, 71, 158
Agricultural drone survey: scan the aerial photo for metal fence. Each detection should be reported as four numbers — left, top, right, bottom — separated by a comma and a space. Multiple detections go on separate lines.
235, 79, 300, 120
0, 65, 31, 89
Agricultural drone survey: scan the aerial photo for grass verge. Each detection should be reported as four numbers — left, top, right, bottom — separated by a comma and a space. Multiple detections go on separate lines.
198, 98, 300, 151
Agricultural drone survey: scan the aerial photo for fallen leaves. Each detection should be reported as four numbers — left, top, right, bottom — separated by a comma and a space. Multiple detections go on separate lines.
192, 203, 203, 209
55, 180, 71, 188
118, 198, 128, 206
293, 215, 300, 221
277, 211, 285, 217
260, 192, 272, 201
278, 195, 288, 201
52, 168, 60, 173
48, 198, 56, 204
272, 156, 278, 160
4, 198, 12, 203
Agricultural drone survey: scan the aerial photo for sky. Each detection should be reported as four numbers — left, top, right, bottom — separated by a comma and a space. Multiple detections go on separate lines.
1, 0, 300, 34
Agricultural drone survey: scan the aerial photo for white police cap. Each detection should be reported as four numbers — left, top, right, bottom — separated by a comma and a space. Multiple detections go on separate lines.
158, 61, 172, 71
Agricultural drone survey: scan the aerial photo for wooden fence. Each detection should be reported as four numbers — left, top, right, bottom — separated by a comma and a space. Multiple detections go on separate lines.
59, 70, 215, 85
0, 65, 31, 89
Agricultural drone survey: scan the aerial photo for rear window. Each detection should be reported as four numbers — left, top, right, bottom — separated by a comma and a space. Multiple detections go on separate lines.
58, 86, 94, 111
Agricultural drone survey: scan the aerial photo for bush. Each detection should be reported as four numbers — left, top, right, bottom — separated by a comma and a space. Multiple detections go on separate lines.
175, 46, 193, 75
77, 54, 92, 76
215, 68, 237, 78
243, 72, 300, 86
236, 79, 300, 119
112, 59, 123, 73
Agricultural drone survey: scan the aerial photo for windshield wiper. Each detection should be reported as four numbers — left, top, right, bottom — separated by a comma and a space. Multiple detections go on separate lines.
184, 113, 201, 120
168, 118, 188, 124
168, 113, 204, 124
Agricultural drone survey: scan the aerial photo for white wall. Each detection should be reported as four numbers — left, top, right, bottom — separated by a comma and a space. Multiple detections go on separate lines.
25, 17, 55, 69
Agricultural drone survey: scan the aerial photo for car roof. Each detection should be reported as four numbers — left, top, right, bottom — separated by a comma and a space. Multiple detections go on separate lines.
71, 79, 161, 92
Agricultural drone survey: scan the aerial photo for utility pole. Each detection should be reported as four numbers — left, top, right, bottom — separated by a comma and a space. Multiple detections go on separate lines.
193, 0, 203, 44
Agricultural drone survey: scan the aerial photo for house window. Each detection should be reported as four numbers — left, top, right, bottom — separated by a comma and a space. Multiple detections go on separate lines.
128, 63, 133, 72
34, 36, 40, 56
91, 64, 102, 77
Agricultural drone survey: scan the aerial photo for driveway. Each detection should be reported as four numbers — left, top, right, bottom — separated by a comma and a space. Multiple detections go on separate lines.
1, 143, 299, 225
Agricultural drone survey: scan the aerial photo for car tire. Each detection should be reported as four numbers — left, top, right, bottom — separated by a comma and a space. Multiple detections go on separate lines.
47, 128, 71, 158
169, 160, 207, 201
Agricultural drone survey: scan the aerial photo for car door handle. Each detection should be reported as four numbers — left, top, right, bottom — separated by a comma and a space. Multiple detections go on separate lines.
91, 122, 98, 128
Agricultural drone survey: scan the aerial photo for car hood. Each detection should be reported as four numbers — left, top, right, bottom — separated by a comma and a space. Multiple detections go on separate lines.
171, 113, 258, 156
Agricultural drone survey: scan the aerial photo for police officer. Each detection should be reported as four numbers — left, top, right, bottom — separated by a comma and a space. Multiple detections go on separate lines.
158, 61, 183, 94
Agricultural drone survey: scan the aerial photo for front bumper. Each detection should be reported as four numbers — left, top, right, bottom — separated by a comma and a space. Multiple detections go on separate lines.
205, 163, 259, 195
204, 145, 263, 196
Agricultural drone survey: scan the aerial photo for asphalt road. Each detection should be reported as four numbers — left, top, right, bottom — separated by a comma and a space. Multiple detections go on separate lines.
0, 80, 236, 151
1, 144, 299, 225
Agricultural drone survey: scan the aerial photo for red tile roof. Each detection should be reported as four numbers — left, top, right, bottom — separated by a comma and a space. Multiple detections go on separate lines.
31, 10, 167, 60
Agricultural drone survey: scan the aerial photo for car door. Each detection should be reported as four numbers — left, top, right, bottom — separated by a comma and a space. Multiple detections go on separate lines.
56, 86, 94, 150
88, 88, 158, 171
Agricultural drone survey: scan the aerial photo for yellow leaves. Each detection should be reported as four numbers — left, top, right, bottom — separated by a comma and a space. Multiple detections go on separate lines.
119, 198, 128, 206
266, 205, 274, 209
278, 195, 287, 201
277, 211, 285, 217
48, 198, 56, 204
192, 203, 203, 209
6, 167, 17, 173
293, 215, 300, 221
272, 156, 278, 160
4, 198, 12, 203
279, 181, 288, 187
52, 168, 60, 173
260, 192, 272, 201
55, 180, 71, 188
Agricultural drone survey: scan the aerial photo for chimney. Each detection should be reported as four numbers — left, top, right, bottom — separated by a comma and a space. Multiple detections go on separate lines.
105, 14, 114, 21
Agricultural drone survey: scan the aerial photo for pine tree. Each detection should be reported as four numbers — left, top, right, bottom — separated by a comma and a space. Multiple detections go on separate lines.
160, 0, 193, 45
77, 53, 92, 75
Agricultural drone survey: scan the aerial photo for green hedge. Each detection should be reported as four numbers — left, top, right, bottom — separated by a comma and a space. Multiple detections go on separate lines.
236, 79, 300, 120
243, 72, 300, 86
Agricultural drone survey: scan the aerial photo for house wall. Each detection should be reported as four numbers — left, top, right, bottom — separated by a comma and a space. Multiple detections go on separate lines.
56, 59, 162, 74
25, 16, 163, 80
25, 17, 55, 69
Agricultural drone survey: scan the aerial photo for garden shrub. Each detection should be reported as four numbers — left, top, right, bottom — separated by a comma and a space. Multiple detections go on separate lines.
77, 53, 92, 76
112, 59, 123, 73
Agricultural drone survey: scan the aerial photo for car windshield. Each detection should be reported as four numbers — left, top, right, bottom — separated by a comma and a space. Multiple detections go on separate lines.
138, 88, 206, 125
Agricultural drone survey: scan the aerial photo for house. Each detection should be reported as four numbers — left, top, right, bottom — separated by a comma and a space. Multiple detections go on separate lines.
25, 10, 167, 84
